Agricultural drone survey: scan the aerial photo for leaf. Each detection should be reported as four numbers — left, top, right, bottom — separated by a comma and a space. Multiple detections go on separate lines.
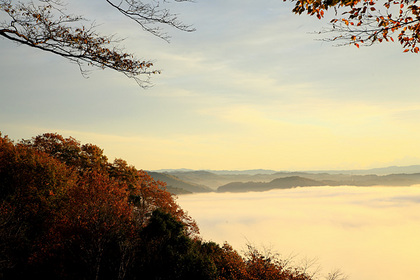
404, 48, 410, 52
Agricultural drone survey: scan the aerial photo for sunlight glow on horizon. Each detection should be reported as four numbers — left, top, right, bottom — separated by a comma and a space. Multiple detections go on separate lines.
1, 0, 420, 171
2, 121, 420, 171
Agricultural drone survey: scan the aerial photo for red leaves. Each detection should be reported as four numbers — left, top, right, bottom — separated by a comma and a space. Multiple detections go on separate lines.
216, 243, 313, 280
289, 0, 420, 54
56, 171, 134, 237
131, 170, 199, 235
1, 133, 200, 271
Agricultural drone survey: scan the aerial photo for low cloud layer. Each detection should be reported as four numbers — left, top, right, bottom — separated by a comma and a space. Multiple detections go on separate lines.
178, 186, 420, 280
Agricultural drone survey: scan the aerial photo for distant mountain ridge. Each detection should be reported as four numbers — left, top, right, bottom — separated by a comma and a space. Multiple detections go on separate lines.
153, 169, 278, 175
154, 165, 420, 176
304, 165, 420, 175
217, 176, 324, 192
149, 165, 420, 194
216, 173, 420, 193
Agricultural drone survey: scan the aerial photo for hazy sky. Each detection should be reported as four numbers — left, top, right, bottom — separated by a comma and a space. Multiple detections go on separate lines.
177, 186, 420, 280
1, 0, 420, 171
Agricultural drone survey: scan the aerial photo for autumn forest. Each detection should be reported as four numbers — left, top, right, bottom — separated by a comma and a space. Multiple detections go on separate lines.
0, 133, 320, 280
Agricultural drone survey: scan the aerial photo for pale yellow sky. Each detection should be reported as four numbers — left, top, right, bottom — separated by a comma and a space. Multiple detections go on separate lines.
1, 0, 420, 171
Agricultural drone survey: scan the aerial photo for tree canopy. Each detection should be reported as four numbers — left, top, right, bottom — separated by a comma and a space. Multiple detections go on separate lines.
0, 132, 341, 280
0, 0, 194, 86
288, 0, 420, 52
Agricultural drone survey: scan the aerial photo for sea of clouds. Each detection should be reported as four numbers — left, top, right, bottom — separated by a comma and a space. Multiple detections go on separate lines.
177, 186, 420, 280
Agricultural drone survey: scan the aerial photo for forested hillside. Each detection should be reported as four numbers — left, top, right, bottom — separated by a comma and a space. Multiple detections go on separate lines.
0, 133, 318, 280
147, 171, 212, 194
217, 176, 324, 193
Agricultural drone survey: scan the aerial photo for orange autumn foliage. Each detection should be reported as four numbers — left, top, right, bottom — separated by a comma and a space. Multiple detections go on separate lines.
0, 132, 198, 278
1, 132, 324, 280
287, 0, 420, 52
23, 133, 198, 234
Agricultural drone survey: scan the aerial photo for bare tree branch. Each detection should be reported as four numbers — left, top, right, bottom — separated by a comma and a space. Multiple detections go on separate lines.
105, 0, 195, 42
325, 268, 349, 280
0, 0, 194, 87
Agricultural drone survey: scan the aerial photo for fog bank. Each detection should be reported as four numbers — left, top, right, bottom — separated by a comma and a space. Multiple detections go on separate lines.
177, 186, 420, 280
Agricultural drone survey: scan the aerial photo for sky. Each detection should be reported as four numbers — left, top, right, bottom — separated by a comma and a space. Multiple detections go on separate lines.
1, 0, 420, 171
177, 186, 420, 280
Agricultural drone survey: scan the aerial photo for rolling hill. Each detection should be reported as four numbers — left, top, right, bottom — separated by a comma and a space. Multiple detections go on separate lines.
216, 173, 420, 193
217, 176, 325, 192
147, 171, 213, 194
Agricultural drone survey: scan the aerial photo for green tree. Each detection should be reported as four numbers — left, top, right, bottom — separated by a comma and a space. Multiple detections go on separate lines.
0, 0, 194, 86
287, 0, 420, 52
135, 209, 226, 280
